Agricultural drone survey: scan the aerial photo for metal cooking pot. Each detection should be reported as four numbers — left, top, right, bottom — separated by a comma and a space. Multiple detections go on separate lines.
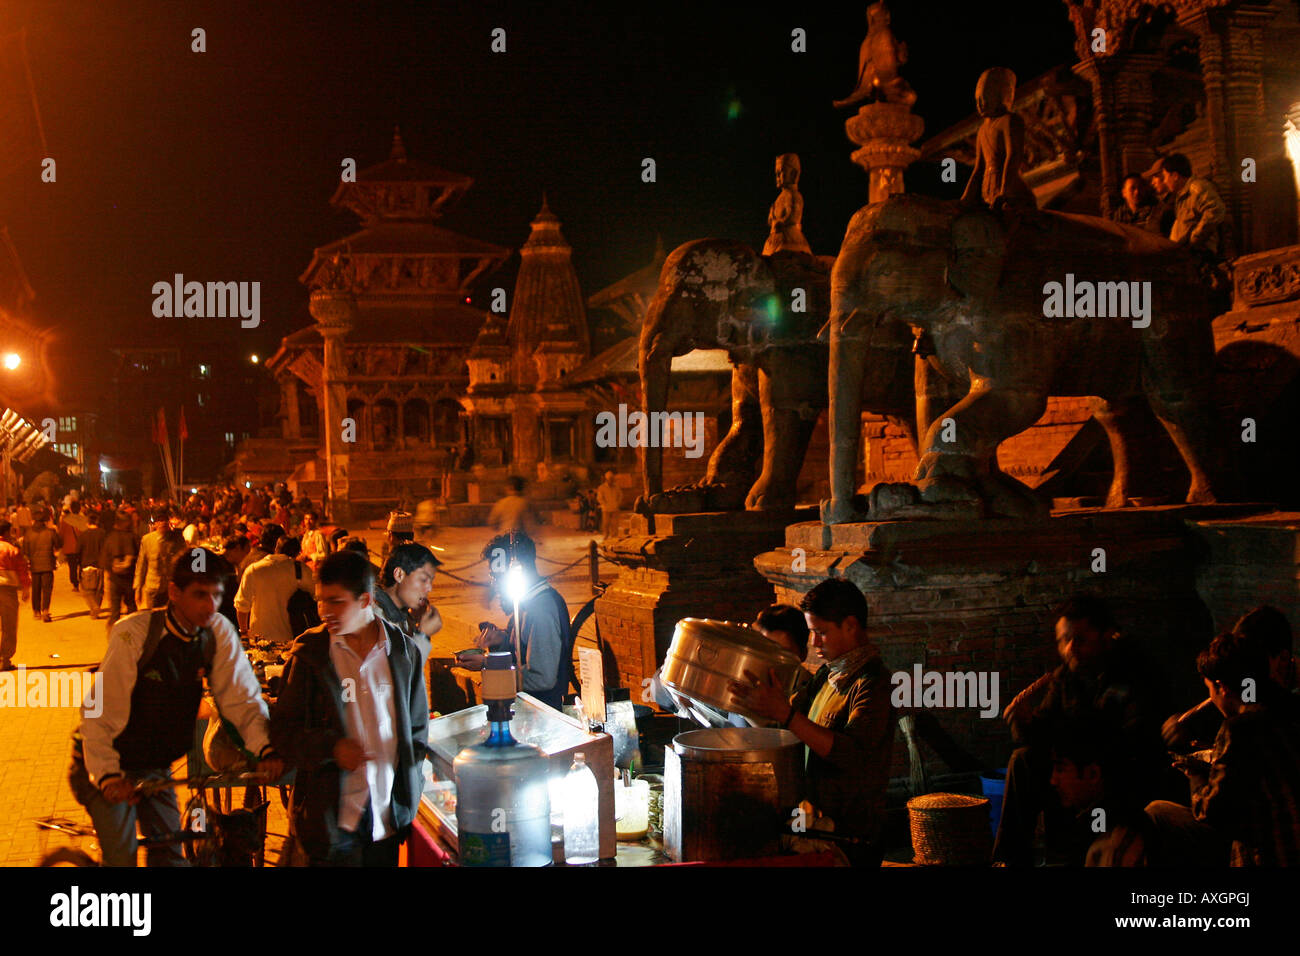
664, 727, 805, 862
660, 618, 802, 721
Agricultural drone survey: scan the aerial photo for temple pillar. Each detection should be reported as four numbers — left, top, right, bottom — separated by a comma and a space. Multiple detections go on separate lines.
512, 396, 541, 476
1112, 53, 1162, 182
280, 375, 301, 439
1180, 4, 1276, 256
1215, 4, 1275, 254
310, 285, 356, 524
1073, 55, 1123, 218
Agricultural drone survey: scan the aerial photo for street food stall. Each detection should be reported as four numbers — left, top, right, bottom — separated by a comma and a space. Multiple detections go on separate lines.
410, 618, 835, 867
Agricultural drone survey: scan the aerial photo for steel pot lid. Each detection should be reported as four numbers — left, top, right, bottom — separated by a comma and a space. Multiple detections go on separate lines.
661, 618, 803, 721
672, 727, 802, 762
672, 618, 799, 658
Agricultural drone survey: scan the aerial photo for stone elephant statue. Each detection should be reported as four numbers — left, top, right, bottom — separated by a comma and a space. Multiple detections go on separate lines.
636, 238, 917, 514
823, 193, 1223, 523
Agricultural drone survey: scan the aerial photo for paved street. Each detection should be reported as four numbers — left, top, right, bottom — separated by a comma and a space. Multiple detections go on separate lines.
0, 525, 608, 866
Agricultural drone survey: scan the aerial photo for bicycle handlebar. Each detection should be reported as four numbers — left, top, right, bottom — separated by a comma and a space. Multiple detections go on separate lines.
132, 771, 270, 796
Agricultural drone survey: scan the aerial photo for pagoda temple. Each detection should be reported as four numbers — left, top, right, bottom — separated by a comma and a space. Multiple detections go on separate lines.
255, 130, 509, 516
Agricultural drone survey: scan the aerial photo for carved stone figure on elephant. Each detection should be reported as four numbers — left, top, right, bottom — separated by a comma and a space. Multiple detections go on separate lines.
822, 193, 1225, 524
634, 238, 917, 515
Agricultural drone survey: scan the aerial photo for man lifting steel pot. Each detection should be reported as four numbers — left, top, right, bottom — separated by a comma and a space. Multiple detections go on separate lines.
729, 578, 895, 866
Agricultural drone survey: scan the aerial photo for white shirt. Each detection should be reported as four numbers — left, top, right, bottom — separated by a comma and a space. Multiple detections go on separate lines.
233, 554, 314, 645
329, 619, 398, 840
80, 609, 271, 782
301, 529, 327, 562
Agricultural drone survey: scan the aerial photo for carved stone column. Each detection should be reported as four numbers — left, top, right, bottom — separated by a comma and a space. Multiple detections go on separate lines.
845, 102, 924, 204
1179, 4, 1274, 256
1073, 55, 1122, 218
1182, 3, 1276, 255
1222, 4, 1277, 254
280, 375, 301, 440
1112, 53, 1162, 181
310, 286, 356, 524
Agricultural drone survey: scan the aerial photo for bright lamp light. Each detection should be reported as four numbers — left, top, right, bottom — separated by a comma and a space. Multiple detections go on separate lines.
2, 353, 19, 370
505, 562, 528, 605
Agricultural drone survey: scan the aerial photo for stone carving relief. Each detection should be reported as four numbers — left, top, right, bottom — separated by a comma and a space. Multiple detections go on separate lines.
1236, 251, 1300, 306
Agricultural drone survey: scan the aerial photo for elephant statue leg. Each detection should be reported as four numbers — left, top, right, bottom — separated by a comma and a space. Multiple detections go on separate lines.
1088, 396, 1141, 508
747, 360, 821, 510
909, 385, 1050, 518
636, 363, 760, 514
1139, 337, 1220, 505
914, 352, 966, 454
709, 362, 764, 491
823, 325, 872, 524
1145, 385, 1218, 504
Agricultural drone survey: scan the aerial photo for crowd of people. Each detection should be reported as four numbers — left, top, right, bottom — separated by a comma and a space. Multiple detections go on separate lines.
996, 597, 1299, 868
54, 477, 584, 867
0, 483, 371, 673
40, 470, 1295, 870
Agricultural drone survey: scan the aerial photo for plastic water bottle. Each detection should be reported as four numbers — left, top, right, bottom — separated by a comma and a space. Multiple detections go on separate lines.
455, 653, 552, 867
562, 753, 600, 864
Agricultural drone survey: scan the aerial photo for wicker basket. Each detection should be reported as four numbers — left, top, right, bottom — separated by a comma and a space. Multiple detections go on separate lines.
907, 792, 993, 866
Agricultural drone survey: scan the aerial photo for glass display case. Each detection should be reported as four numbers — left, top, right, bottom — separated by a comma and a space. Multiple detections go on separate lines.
419, 692, 617, 861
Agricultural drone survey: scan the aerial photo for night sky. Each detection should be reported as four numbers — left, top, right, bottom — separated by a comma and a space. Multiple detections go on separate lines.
0, 0, 1075, 372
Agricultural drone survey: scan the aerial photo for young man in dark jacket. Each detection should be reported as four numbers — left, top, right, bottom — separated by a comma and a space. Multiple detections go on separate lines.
271, 550, 430, 866
99, 511, 139, 629
76, 511, 107, 620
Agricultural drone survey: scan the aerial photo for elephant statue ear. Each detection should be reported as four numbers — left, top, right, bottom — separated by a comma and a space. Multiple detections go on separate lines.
947, 211, 1008, 301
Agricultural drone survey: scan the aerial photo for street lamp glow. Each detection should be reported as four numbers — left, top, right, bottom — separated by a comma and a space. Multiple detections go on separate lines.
250, 353, 260, 364
505, 562, 528, 606
3, 353, 20, 370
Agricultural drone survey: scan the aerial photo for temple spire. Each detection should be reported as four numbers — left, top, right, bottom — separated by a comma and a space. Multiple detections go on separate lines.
390, 125, 407, 163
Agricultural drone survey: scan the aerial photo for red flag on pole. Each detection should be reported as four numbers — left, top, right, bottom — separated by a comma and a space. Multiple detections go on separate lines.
178, 406, 188, 441
155, 407, 167, 445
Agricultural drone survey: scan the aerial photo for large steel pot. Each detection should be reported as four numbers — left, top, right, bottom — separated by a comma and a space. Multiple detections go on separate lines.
660, 618, 802, 722
664, 727, 805, 862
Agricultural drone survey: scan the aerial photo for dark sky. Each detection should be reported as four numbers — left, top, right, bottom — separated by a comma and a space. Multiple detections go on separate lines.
0, 0, 1076, 368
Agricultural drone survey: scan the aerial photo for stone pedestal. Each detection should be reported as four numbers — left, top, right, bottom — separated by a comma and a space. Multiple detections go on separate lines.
754, 505, 1274, 775
594, 509, 816, 699
844, 102, 924, 204
1189, 511, 1300, 633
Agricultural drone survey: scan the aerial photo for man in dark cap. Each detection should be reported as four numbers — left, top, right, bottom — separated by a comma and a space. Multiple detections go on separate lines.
1141, 157, 1177, 238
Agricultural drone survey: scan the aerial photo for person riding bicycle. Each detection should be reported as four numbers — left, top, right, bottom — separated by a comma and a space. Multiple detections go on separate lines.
68, 548, 284, 867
